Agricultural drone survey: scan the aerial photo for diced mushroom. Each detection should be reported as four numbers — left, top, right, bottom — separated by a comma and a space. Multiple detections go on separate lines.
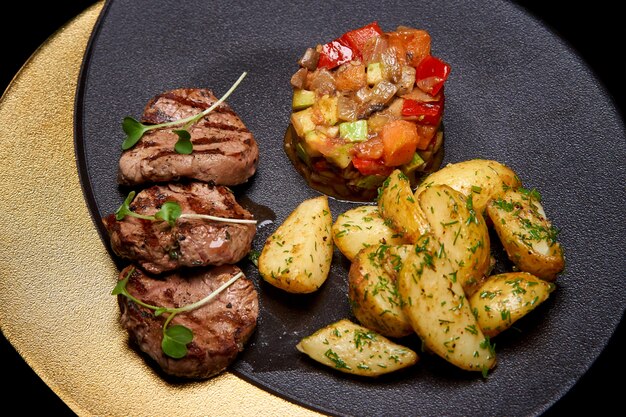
298, 47, 320, 70
290, 68, 309, 89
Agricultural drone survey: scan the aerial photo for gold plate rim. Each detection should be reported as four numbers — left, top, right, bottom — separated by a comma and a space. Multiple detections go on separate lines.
0, 2, 319, 416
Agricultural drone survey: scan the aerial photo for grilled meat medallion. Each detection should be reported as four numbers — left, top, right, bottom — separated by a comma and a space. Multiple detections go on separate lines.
118, 264, 259, 379
118, 88, 259, 186
103, 182, 256, 275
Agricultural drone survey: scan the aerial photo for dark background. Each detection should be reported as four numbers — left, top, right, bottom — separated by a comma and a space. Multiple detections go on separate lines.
1, 1, 624, 415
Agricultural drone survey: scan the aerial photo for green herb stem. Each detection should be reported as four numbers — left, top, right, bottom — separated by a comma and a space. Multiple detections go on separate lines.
178, 71, 248, 130
115, 268, 245, 314
158, 271, 243, 344
115, 192, 257, 226
117, 284, 162, 311
179, 213, 257, 224
125, 212, 159, 222
121, 71, 248, 151
167, 271, 243, 315
113, 268, 244, 358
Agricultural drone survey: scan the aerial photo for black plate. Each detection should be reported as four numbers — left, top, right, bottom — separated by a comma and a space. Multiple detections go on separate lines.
74, 1, 626, 416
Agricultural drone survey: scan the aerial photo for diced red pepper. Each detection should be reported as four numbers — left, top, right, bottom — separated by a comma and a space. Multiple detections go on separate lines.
317, 40, 354, 70
352, 157, 393, 176
415, 56, 451, 96
401, 99, 443, 125
317, 22, 383, 70
339, 22, 383, 57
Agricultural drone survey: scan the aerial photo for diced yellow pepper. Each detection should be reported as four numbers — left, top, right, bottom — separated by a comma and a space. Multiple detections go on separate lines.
315, 95, 339, 126
291, 107, 316, 137
367, 62, 384, 85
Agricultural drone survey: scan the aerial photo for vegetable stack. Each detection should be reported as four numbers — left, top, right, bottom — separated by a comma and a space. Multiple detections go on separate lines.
286, 22, 450, 201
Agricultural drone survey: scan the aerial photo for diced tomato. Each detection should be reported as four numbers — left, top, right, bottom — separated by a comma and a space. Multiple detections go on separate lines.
386, 38, 408, 66
387, 28, 431, 67
352, 157, 393, 176
401, 99, 443, 125
416, 56, 451, 96
317, 40, 354, 70
380, 120, 420, 166
405, 30, 431, 67
415, 124, 438, 150
335, 63, 367, 92
339, 22, 383, 57
353, 136, 384, 160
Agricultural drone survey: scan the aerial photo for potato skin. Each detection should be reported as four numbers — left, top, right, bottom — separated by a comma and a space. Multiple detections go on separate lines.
469, 272, 555, 337
348, 244, 413, 338
296, 319, 418, 377
378, 169, 430, 243
415, 159, 522, 214
486, 188, 564, 281
418, 184, 491, 296
398, 236, 496, 373
332, 205, 409, 262
258, 196, 333, 293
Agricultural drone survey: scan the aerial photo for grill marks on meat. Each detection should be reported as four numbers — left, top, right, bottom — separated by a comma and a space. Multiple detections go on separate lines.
110, 88, 260, 379
118, 265, 259, 379
103, 182, 256, 275
118, 88, 259, 186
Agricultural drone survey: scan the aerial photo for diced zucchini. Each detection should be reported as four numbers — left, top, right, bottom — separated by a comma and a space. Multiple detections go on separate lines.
400, 152, 425, 175
367, 62, 384, 85
325, 144, 353, 169
339, 120, 368, 142
354, 175, 385, 189
296, 142, 312, 166
292, 89, 316, 110
304, 130, 327, 156
291, 107, 317, 137
316, 95, 339, 126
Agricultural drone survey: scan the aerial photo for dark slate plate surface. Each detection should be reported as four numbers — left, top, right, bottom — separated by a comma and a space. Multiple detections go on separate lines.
74, 1, 626, 416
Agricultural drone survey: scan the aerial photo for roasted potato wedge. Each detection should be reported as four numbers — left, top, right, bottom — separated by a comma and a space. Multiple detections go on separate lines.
378, 169, 429, 242
398, 235, 496, 373
258, 195, 333, 293
348, 244, 413, 338
332, 205, 409, 262
415, 159, 522, 214
296, 319, 418, 377
418, 184, 491, 296
470, 272, 555, 337
486, 188, 564, 281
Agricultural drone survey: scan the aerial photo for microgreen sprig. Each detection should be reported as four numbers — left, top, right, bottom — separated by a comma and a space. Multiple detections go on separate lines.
112, 267, 243, 358
115, 191, 257, 226
121, 71, 248, 153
